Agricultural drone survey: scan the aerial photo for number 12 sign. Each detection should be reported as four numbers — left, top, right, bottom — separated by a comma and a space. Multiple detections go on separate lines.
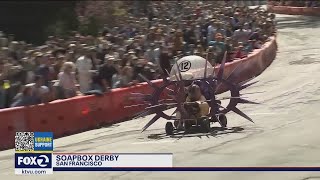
178, 60, 191, 72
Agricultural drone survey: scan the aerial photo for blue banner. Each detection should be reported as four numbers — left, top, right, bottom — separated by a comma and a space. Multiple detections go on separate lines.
34, 132, 53, 152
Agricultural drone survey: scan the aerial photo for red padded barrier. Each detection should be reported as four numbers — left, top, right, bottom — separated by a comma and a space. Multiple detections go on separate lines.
291, 7, 304, 15
215, 37, 277, 93
0, 107, 28, 150
0, 38, 277, 150
25, 97, 96, 138
302, 8, 320, 16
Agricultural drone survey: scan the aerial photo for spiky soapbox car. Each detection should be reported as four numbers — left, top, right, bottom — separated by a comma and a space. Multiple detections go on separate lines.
128, 53, 259, 135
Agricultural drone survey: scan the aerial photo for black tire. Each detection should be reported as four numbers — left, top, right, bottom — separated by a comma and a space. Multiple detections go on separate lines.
219, 114, 227, 128
200, 118, 211, 133
165, 122, 174, 135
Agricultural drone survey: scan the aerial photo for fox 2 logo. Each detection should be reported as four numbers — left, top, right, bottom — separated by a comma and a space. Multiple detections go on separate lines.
15, 153, 52, 168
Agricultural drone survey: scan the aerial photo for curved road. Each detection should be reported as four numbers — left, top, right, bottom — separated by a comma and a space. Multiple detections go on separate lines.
1, 13, 320, 180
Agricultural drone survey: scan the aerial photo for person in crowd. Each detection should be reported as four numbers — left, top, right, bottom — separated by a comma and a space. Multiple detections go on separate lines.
75, 48, 93, 93
214, 22, 226, 38
90, 71, 108, 93
225, 24, 234, 37
121, 65, 134, 87
230, 12, 241, 31
34, 53, 51, 87
98, 56, 118, 88
208, 33, 226, 64
207, 20, 216, 43
173, 29, 184, 55
111, 67, 123, 89
27, 75, 50, 104
8, 41, 19, 61
0, 60, 8, 108
10, 85, 37, 107
225, 37, 234, 62
105, 45, 120, 62
233, 25, 251, 45
144, 43, 158, 64
53, 54, 66, 78
21, 57, 36, 84
58, 62, 77, 98
159, 47, 172, 76
234, 42, 247, 59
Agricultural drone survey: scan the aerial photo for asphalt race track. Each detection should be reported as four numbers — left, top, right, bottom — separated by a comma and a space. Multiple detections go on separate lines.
1, 14, 320, 180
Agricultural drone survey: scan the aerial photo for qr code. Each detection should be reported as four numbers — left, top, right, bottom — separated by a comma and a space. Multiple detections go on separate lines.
15, 132, 34, 151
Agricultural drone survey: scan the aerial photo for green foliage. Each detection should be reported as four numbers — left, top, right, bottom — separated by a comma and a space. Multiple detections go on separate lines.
0, 1, 80, 44
45, 5, 80, 39
0, 1, 130, 44
78, 16, 101, 36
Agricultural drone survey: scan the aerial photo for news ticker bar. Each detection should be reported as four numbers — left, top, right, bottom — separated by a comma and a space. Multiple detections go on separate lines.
52, 167, 320, 171
15, 152, 320, 173
52, 153, 173, 167
15, 153, 173, 174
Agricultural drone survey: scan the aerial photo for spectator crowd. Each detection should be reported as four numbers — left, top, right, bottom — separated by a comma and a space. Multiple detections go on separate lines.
269, 0, 319, 7
0, 1, 276, 109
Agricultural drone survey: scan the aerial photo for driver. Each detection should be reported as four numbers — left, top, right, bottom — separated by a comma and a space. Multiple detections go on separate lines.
185, 84, 209, 118
175, 84, 210, 129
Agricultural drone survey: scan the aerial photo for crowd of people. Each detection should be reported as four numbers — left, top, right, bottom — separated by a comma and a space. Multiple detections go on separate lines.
269, 0, 319, 7
0, 2, 276, 109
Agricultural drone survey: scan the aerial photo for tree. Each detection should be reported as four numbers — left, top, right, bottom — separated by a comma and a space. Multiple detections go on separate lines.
0, 1, 79, 45
75, 1, 128, 36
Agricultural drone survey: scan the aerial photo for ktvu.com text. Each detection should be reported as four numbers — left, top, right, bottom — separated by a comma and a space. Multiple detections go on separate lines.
18, 169, 51, 175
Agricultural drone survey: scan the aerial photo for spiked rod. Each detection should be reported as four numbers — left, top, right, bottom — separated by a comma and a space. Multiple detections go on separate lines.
138, 73, 158, 89
162, 69, 171, 82
238, 98, 260, 105
239, 81, 259, 90
132, 109, 154, 120
174, 60, 183, 81
216, 51, 227, 80
215, 51, 253, 93
165, 69, 170, 77
215, 55, 253, 93
142, 115, 161, 132
232, 107, 255, 123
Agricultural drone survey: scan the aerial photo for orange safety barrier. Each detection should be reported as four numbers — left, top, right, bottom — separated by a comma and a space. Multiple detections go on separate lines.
0, 37, 277, 151
215, 37, 277, 93
268, 5, 320, 16
0, 107, 28, 150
